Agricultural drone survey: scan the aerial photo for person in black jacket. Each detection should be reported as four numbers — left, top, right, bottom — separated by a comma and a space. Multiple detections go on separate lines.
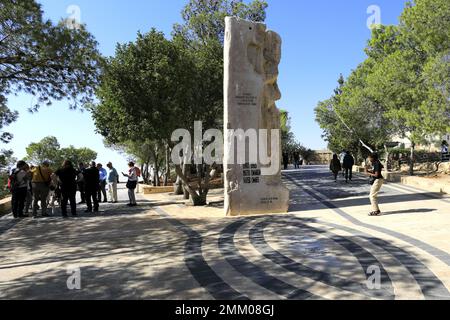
343, 151, 355, 183
55, 160, 78, 217
83, 161, 100, 213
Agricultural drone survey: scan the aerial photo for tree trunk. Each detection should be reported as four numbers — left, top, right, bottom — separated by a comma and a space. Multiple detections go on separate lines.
174, 175, 184, 195
164, 145, 170, 186
182, 164, 190, 200
174, 165, 209, 206
384, 144, 389, 175
144, 161, 150, 184
409, 142, 415, 176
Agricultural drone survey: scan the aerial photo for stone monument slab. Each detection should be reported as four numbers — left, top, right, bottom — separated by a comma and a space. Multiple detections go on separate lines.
224, 17, 289, 216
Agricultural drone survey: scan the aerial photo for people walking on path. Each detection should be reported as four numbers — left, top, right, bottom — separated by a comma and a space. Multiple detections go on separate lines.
106, 162, 118, 203
122, 162, 138, 207
366, 153, 385, 216
97, 163, 108, 203
55, 160, 78, 217
10, 161, 31, 219
84, 161, 100, 213
343, 151, 355, 183
330, 154, 342, 182
77, 163, 86, 204
31, 161, 53, 218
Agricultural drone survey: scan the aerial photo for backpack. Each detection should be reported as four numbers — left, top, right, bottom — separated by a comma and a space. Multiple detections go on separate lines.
134, 167, 141, 178
7, 169, 19, 192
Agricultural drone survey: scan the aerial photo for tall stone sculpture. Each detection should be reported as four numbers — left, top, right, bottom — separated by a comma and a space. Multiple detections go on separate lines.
224, 17, 290, 216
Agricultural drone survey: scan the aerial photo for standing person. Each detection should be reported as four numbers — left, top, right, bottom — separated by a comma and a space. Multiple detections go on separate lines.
77, 163, 86, 204
97, 163, 108, 203
55, 160, 78, 218
31, 160, 53, 218
343, 151, 355, 183
10, 161, 30, 219
366, 153, 385, 216
282, 152, 289, 170
329, 154, 342, 182
84, 161, 100, 213
106, 162, 118, 203
122, 162, 138, 207
293, 151, 300, 169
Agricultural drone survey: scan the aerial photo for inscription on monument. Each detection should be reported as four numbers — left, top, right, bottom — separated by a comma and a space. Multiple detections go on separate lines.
236, 93, 257, 107
260, 197, 279, 204
243, 163, 261, 184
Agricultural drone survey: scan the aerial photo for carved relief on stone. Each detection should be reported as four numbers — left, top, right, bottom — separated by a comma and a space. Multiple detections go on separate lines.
224, 17, 289, 216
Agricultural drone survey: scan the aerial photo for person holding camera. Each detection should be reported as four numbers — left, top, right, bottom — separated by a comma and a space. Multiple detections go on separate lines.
366, 153, 384, 216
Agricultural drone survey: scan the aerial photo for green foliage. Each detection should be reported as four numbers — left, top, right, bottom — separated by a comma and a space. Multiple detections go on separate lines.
173, 0, 267, 43
92, 29, 196, 144
91, 0, 268, 205
25, 136, 97, 169
0, 0, 103, 112
0, 0, 102, 173
316, 0, 450, 164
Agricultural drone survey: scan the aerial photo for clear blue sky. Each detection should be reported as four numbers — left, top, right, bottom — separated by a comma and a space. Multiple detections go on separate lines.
6, 0, 407, 170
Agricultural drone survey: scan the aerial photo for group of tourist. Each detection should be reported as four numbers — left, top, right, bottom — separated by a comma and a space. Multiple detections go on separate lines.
8, 160, 140, 219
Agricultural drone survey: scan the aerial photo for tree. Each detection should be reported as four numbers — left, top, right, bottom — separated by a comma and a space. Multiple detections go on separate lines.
60, 146, 98, 167
92, 1, 268, 206
315, 70, 392, 161
25, 136, 61, 166
0, 0, 102, 169
316, 0, 450, 174
0, 0, 103, 112
173, 0, 267, 43
25, 136, 96, 169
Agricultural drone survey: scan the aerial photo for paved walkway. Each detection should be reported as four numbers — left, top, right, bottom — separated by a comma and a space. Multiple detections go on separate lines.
1, 167, 450, 300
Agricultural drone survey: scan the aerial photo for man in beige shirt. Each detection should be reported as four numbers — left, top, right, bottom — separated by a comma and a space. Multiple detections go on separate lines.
31, 161, 53, 218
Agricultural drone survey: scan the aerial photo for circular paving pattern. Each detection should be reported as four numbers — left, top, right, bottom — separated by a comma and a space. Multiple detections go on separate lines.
172, 214, 450, 300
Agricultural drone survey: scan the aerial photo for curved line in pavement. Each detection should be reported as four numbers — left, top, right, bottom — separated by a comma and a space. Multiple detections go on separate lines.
283, 173, 450, 267
249, 219, 395, 299
313, 219, 450, 299
219, 218, 322, 300
154, 207, 248, 300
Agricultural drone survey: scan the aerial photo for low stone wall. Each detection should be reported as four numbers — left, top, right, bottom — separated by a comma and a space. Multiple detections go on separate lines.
0, 197, 11, 216
354, 166, 449, 194
353, 165, 366, 173
400, 176, 450, 195
140, 185, 174, 195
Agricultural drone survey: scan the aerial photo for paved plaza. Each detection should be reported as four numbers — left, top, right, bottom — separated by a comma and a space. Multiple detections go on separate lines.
1, 165, 450, 300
